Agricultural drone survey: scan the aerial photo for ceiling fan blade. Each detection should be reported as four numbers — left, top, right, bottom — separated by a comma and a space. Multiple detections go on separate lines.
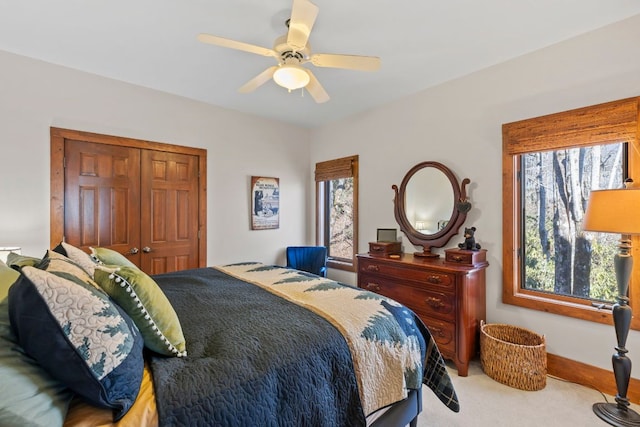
309, 53, 381, 71
197, 33, 277, 58
287, 0, 319, 50
305, 70, 329, 103
238, 66, 278, 93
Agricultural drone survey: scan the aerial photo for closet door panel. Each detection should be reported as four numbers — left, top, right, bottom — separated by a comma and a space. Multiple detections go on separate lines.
64, 140, 141, 265
140, 150, 199, 274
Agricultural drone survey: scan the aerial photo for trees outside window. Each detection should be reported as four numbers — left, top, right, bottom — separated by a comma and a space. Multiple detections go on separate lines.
503, 97, 640, 329
325, 178, 354, 259
522, 144, 624, 303
315, 155, 359, 272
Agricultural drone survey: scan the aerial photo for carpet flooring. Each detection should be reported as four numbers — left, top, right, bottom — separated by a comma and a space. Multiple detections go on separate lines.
419, 359, 640, 427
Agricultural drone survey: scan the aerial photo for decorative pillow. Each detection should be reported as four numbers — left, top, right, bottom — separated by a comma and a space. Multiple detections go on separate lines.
90, 247, 137, 269
94, 266, 187, 357
0, 260, 19, 301
37, 250, 103, 293
8, 266, 144, 421
52, 241, 98, 277
6, 252, 41, 269
0, 299, 74, 427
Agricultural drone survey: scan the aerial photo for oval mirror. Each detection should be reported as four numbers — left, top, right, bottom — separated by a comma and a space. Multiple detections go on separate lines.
392, 161, 471, 257
405, 168, 454, 236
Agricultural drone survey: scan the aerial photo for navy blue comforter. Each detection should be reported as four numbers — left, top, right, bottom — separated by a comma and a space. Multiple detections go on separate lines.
149, 268, 366, 427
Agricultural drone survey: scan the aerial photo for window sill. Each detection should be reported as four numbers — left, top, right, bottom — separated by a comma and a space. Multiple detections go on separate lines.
503, 290, 640, 330
327, 259, 355, 273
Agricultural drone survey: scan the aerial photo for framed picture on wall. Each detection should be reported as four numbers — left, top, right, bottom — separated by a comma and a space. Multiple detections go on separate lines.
251, 176, 280, 230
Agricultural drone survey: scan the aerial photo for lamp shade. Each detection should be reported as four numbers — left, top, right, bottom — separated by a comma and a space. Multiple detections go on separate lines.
583, 188, 640, 235
273, 65, 310, 90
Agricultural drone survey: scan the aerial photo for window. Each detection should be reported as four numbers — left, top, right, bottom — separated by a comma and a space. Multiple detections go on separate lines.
503, 97, 640, 329
315, 155, 359, 272
521, 144, 625, 302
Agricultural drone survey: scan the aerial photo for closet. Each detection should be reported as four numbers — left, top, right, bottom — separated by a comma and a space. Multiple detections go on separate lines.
50, 128, 207, 275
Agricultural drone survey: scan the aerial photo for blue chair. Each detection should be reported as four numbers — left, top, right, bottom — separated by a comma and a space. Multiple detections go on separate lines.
286, 246, 327, 277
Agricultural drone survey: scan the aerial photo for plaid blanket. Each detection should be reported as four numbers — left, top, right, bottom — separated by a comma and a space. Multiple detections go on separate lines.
217, 263, 459, 415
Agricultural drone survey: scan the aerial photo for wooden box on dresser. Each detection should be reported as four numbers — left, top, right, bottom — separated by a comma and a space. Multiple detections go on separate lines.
357, 249, 488, 376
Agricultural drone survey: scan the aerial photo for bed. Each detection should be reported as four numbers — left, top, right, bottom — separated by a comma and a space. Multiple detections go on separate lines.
1, 247, 459, 427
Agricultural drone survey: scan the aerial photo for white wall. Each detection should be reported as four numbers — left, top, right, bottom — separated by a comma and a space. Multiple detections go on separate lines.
311, 14, 640, 372
0, 50, 311, 267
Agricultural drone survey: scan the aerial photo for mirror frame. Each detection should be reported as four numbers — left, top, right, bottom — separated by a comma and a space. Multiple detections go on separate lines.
392, 161, 471, 257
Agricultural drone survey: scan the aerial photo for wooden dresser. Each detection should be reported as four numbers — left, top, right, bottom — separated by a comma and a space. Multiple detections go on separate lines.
357, 251, 488, 376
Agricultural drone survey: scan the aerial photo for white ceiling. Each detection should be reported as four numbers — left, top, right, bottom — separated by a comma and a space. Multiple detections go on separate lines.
2, 1, 640, 128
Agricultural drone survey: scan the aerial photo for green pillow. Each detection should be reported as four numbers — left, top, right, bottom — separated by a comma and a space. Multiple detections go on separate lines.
0, 298, 74, 427
6, 252, 41, 269
0, 260, 19, 301
90, 247, 137, 269
94, 266, 187, 357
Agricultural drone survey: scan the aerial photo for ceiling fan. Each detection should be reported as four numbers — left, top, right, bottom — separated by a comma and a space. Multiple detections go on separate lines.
197, 0, 380, 103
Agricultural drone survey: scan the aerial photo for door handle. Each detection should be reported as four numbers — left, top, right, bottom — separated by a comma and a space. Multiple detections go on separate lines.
142, 246, 152, 253
129, 247, 139, 255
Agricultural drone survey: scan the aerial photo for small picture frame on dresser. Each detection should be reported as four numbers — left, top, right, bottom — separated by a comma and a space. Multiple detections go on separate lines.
376, 228, 397, 242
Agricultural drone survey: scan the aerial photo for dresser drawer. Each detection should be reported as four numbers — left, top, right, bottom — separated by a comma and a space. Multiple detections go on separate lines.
419, 315, 455, 355
444, 248, 487, 267
359, 274, 455, 320
359, 259, 455, 289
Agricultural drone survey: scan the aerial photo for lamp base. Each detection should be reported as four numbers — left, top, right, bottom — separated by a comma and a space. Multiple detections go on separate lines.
593, 403, 640, 426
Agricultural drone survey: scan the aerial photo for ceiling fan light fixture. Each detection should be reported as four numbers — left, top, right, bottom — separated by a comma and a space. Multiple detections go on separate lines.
273, 64, 310, 90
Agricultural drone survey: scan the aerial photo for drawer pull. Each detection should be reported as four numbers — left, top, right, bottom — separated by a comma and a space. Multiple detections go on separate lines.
366, 265, 380, 272
450, 255, 464, 262
425, 296, 445, 309
365, 283, 381, 292
426, 275, 442, 284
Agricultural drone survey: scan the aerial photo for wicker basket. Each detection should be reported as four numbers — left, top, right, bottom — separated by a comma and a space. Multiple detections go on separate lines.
480, 321, 547, 391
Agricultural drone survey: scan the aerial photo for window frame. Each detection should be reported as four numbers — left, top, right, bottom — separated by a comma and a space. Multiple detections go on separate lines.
315, 155, 359, 272
502, 97, 640, 329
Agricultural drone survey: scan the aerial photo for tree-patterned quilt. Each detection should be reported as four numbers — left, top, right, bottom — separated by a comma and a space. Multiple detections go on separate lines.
217, 263, 459, 415
148, 264, 459, 426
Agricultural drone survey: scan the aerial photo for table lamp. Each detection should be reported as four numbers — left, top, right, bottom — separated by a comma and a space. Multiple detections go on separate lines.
0, 247, 21, 263
583, 182, 640, 426
415, 221, 427, 231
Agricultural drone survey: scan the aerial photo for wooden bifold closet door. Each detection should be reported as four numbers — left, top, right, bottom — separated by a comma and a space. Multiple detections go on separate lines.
51, 128, 207, 275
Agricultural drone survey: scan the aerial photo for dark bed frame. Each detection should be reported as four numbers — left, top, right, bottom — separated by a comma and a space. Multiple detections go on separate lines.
370, 388, 422, 427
